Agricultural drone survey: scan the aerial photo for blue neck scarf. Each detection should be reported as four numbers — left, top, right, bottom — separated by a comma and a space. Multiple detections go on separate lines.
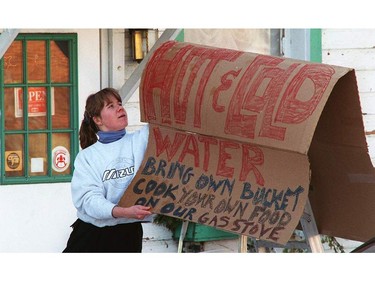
97, 129, 126, 144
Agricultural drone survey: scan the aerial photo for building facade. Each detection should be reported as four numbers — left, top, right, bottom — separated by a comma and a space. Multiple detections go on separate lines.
0, 28, 373, 252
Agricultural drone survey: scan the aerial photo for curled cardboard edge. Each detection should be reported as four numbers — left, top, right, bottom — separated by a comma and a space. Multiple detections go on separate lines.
308, 70, 375, 242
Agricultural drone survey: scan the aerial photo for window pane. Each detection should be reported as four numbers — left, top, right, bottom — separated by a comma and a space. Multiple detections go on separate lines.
4, 87, 24, 130
29, 133, 47, 176
28, 87, 48, 130
27, 41, 46, 83
3, 40, 23, 84
1, 34, 77, 184
5, 134, 24, 177
52, 133, 71, 175
51, 40, 70, 83
52, 87, 70, 128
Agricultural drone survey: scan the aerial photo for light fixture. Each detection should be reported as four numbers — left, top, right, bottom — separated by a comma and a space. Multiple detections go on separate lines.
131, 29, 148, 62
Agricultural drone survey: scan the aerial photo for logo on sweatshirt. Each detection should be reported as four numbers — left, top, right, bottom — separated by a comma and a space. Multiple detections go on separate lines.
102, 157, 135, 182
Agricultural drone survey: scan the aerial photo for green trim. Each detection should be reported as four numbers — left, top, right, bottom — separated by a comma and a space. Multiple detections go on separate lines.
0, 51, 3, 182
70, 35, 79, 170
310, 29, 322, 63
173, 222, 238, 242
175, 29, 184, 42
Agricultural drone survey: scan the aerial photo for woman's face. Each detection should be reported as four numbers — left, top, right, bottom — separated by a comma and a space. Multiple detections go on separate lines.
93, 95, 128, 132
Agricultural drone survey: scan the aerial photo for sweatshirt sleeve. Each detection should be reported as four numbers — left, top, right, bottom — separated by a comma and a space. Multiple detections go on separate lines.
71, 151, 116, 220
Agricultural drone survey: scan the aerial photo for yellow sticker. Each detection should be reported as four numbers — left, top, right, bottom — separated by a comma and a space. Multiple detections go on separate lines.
5, 151, 23, 171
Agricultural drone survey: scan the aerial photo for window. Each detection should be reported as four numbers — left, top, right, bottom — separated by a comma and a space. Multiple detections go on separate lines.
0, 33, 78, 184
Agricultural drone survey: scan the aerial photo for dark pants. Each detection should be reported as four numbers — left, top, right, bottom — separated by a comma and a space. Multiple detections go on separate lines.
63, 219, 143, 253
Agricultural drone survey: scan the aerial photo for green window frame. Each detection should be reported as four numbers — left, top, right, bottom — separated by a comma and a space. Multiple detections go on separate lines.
310, 29, 322, 63
0, 33, 79, 185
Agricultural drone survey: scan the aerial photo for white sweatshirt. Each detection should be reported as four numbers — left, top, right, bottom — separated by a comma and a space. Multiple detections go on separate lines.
71, 125, 151, 227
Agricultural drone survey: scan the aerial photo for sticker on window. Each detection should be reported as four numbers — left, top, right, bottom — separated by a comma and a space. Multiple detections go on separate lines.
5, 151, 23, 171
52, 146, 70, 172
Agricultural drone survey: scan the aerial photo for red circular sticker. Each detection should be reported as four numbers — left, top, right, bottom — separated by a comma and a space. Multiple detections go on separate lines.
52, 146, 70, 172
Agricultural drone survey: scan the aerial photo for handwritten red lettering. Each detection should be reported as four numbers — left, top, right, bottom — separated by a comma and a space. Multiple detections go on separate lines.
153, 125, 265, 182
153, 126, 186, 161
178, 134, 200, 167
275, 64, 335, 124
141, 41, 336, 144
193, 49, 243, 127
240, 144, 264, 185
197, 135, 218, 172
225, 55, 284, 139
142, 41, 192, 124
257, 63, 300, 140
217, 140, 239, 178
213, 69, 242, 112
142, 42, 242, 127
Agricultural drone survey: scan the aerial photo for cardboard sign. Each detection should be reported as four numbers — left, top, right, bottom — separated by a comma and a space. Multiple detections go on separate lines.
119, 41, 375, 244
120, 124, 309, 244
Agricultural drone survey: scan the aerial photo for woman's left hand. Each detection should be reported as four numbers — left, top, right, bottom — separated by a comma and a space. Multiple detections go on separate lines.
112, 205, 152, 220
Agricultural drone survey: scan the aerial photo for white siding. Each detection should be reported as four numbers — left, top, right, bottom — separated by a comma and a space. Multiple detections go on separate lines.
322, 29, 375, 49
0, 183, 76, 252
184, 29, 271, 54
321, 29, 375, 252
322, 29, 375, 165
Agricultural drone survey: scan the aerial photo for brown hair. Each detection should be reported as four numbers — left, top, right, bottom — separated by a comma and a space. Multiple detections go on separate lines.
79, 88, 122, 149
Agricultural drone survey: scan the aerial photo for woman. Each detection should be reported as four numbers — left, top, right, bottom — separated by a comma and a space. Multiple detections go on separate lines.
63, 87, 152, 253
